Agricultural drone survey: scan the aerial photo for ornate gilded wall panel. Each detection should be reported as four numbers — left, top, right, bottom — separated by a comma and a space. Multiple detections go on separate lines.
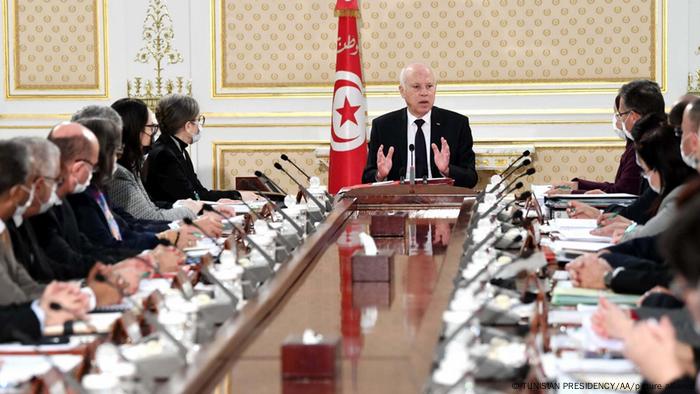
3, 0, 108, 98
213, 0, 661, 96
214, 142, 329, 192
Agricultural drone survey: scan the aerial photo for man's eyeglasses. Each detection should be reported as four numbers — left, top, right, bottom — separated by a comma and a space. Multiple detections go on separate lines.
75, 158, 99, 173
144, 124, 159, 136
190, 115, 206, 126
39, 175, 64, 187
614, 110, 633, 119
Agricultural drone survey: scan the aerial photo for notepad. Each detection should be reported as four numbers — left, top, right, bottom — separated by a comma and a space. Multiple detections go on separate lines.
551, 240, 613, 253
555, 228, 612, 243
551, 284, 639, 306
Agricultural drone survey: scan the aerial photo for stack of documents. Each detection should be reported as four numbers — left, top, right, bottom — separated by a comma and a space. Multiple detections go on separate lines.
544, 218, 614, 253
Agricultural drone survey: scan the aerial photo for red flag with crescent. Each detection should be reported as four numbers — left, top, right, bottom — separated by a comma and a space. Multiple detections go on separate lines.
328, 0, 367, 194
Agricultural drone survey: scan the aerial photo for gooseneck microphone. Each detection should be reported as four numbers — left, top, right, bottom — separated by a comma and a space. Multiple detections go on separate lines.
493, 167, 535, 200
93, 273, 190, 361
479, 182, 524, 220
280, 154, 311, 180
187, 217, 276, 267
210, 201, 295, 253
499, 150, 531, 177
273, 162, 329, 213
408, 144, 416, 185
486, 159, 532, 194
248, 183, 305, 237
180, 217, 240, 306
254, 170, 288, 195
493, 191, 532, 219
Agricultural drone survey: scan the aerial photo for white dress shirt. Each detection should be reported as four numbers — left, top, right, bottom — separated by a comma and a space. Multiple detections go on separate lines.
405, 110, 432, 179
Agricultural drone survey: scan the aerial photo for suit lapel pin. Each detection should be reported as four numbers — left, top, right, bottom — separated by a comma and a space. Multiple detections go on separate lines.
436, 122, 441, 126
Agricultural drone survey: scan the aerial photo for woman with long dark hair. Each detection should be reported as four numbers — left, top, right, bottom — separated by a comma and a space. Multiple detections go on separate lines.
105, 98, 202, 221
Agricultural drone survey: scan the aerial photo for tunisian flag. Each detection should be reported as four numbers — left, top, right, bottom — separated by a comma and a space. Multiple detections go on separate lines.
328, 0, 367, 194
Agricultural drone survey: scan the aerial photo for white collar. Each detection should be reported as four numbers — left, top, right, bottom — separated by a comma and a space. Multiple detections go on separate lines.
407, 109, 432, 126
0, 218, 6, 235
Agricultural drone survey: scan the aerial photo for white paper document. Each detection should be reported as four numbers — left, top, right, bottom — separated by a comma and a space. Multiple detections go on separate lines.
0, 355, 83, 386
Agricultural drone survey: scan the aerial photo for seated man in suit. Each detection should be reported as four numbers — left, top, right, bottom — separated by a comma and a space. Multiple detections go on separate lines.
361, 63, 478, 188
548, 80, 664, 195
0, 140, 129, 308
0, 282, 88, 343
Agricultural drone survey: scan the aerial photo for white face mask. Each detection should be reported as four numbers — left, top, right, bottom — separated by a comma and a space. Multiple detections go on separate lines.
642, 172, 661, 194
191, 125, 202, 144
621, 119, 634, 141
38, 182, 59, 214
13, 184, 35, 227
680, 136, 699, 170
612, 114, 626, 140
72, 171, 92, 194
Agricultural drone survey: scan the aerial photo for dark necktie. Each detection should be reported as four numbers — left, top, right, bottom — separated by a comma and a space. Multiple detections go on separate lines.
414, 119, 428, 178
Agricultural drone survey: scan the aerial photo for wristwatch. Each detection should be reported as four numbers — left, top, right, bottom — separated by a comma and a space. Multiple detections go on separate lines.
604, 266, 625, 288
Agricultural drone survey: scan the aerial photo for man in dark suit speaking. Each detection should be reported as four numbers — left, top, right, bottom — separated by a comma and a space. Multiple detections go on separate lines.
361, 63, 478, 188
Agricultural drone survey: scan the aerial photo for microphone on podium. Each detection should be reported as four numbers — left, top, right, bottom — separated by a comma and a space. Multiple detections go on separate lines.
273, 162, 329, 213
253, 170, 287, 195
408, 144, 416, 184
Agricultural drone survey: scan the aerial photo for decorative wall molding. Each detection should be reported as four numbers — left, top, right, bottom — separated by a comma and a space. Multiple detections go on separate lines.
211, 0, 666, 98
2, 0, 109, 98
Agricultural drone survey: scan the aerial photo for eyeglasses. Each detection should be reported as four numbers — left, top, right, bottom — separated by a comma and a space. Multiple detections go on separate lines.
40, 175, 64, 187
189, 115, 206, 126
144, 124, 159, 136
75, 158, 99, 174
614, 110, 633, 119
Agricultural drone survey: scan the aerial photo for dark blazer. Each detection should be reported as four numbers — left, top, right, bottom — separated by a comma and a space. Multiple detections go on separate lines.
145, 135, 241, 204
361, 107, 478, 188
604, 185, 657, 225
7, 219, 91, 282
0, 302, 41, 343
30, 200, 134, 274
67, 186, 161, 252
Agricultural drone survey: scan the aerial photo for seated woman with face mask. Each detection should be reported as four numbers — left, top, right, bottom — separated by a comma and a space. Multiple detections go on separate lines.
106, 98, 203, 220
590, 113, 697, 243
144, 94, 258, 205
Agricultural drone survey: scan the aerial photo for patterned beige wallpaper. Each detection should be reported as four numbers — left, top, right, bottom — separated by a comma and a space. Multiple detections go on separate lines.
216, 142, 625, 193
219, 0, 656, 88
11, 0, 100, 88
214, 143, 329, 192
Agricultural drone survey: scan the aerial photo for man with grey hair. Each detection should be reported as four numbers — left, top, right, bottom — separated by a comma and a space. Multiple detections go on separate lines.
7, 137, 74, 281
71, 104, 123, 130
362, 63, 477, 188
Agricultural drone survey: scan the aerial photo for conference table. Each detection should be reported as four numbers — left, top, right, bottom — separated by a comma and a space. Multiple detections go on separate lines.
167, 184, 477, 394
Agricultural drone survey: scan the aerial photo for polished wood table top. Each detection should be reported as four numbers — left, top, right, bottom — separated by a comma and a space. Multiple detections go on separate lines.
229, 205, 473, 394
